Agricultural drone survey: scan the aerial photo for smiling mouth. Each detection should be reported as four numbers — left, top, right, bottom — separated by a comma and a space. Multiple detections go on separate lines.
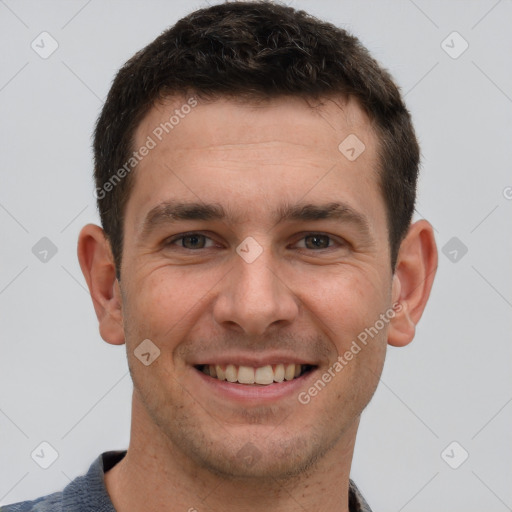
195, 364, 316, 386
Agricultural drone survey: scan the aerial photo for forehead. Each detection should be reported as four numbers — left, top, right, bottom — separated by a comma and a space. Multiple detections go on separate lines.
134, 94, 376, 157
126, 94, 385, 241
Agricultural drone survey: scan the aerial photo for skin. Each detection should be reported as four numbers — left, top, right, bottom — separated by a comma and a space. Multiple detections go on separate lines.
78, 95, 437, 512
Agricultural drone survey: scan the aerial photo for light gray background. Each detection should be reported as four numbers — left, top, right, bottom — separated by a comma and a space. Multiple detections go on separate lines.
1, 0, 511, 510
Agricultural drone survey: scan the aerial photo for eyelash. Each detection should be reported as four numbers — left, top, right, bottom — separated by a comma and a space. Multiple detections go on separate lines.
164, 232, 346, 252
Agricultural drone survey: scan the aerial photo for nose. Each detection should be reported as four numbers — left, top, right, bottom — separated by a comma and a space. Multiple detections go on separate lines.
212, 246, 299, 336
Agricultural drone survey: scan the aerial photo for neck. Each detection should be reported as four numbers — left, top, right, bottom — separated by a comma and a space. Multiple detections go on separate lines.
105, 394, 359, 512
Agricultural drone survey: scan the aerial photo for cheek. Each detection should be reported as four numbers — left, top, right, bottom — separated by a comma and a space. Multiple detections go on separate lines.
122, 265, 225, 375
329, 271, 389, 398
303, 266, 387, 345
128, 267, 205, 330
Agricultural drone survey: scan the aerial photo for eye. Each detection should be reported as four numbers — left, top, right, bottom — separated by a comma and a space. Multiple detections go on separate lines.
164, 232, 217, 250
294, 233, 343, 251
163, 232, 345, 252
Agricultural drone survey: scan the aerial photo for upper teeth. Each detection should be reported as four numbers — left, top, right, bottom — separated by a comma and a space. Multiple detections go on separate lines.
201, 364, 303, 385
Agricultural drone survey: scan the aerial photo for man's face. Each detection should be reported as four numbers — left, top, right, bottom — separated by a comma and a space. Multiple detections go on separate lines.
119, 95, 399, 479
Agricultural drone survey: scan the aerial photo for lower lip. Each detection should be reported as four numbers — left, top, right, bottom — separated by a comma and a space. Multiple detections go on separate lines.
192, 367, 317, 404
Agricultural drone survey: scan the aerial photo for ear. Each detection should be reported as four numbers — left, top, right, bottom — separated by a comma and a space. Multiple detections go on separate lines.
77, 223, 125, 345
387, 219, 438, 347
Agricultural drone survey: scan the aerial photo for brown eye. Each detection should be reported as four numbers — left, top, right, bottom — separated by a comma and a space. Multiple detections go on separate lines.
181, 234, 206, 249
293, 233, 348, 254
303, 234, 331, 249
165, 233, 215, 249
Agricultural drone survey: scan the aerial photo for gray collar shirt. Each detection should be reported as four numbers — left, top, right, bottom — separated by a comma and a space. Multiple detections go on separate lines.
1, 451, 373, 512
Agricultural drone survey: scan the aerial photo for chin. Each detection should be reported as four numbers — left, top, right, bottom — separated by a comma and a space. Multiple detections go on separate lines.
176, 427, 330, 482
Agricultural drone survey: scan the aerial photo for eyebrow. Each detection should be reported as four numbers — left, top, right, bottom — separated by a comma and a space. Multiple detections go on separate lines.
140, 200, 373, 242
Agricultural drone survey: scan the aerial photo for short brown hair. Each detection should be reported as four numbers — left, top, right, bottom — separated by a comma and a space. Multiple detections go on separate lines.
94, 1, 419, 280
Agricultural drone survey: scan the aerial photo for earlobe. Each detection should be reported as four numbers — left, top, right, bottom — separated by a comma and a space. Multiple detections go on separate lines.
77, 223, 125, 346
387, 220, 438, 348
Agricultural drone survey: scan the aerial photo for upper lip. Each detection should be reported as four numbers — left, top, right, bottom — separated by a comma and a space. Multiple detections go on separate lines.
190, 352, 318, 367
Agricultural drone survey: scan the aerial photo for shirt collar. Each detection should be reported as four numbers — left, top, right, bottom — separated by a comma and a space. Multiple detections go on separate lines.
101, 451, 373, 511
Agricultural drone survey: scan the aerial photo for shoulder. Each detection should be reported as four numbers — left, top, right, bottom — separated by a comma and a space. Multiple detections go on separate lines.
1, 450, 125, 512
1, 490, 63, 511
349, 479, 373, 512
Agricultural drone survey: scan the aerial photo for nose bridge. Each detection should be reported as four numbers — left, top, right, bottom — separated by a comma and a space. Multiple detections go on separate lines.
239, 248, 279, 301
213, 240, 298, 335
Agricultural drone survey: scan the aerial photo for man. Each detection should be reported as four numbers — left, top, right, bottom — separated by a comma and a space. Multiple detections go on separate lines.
3, 1, 437, 511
